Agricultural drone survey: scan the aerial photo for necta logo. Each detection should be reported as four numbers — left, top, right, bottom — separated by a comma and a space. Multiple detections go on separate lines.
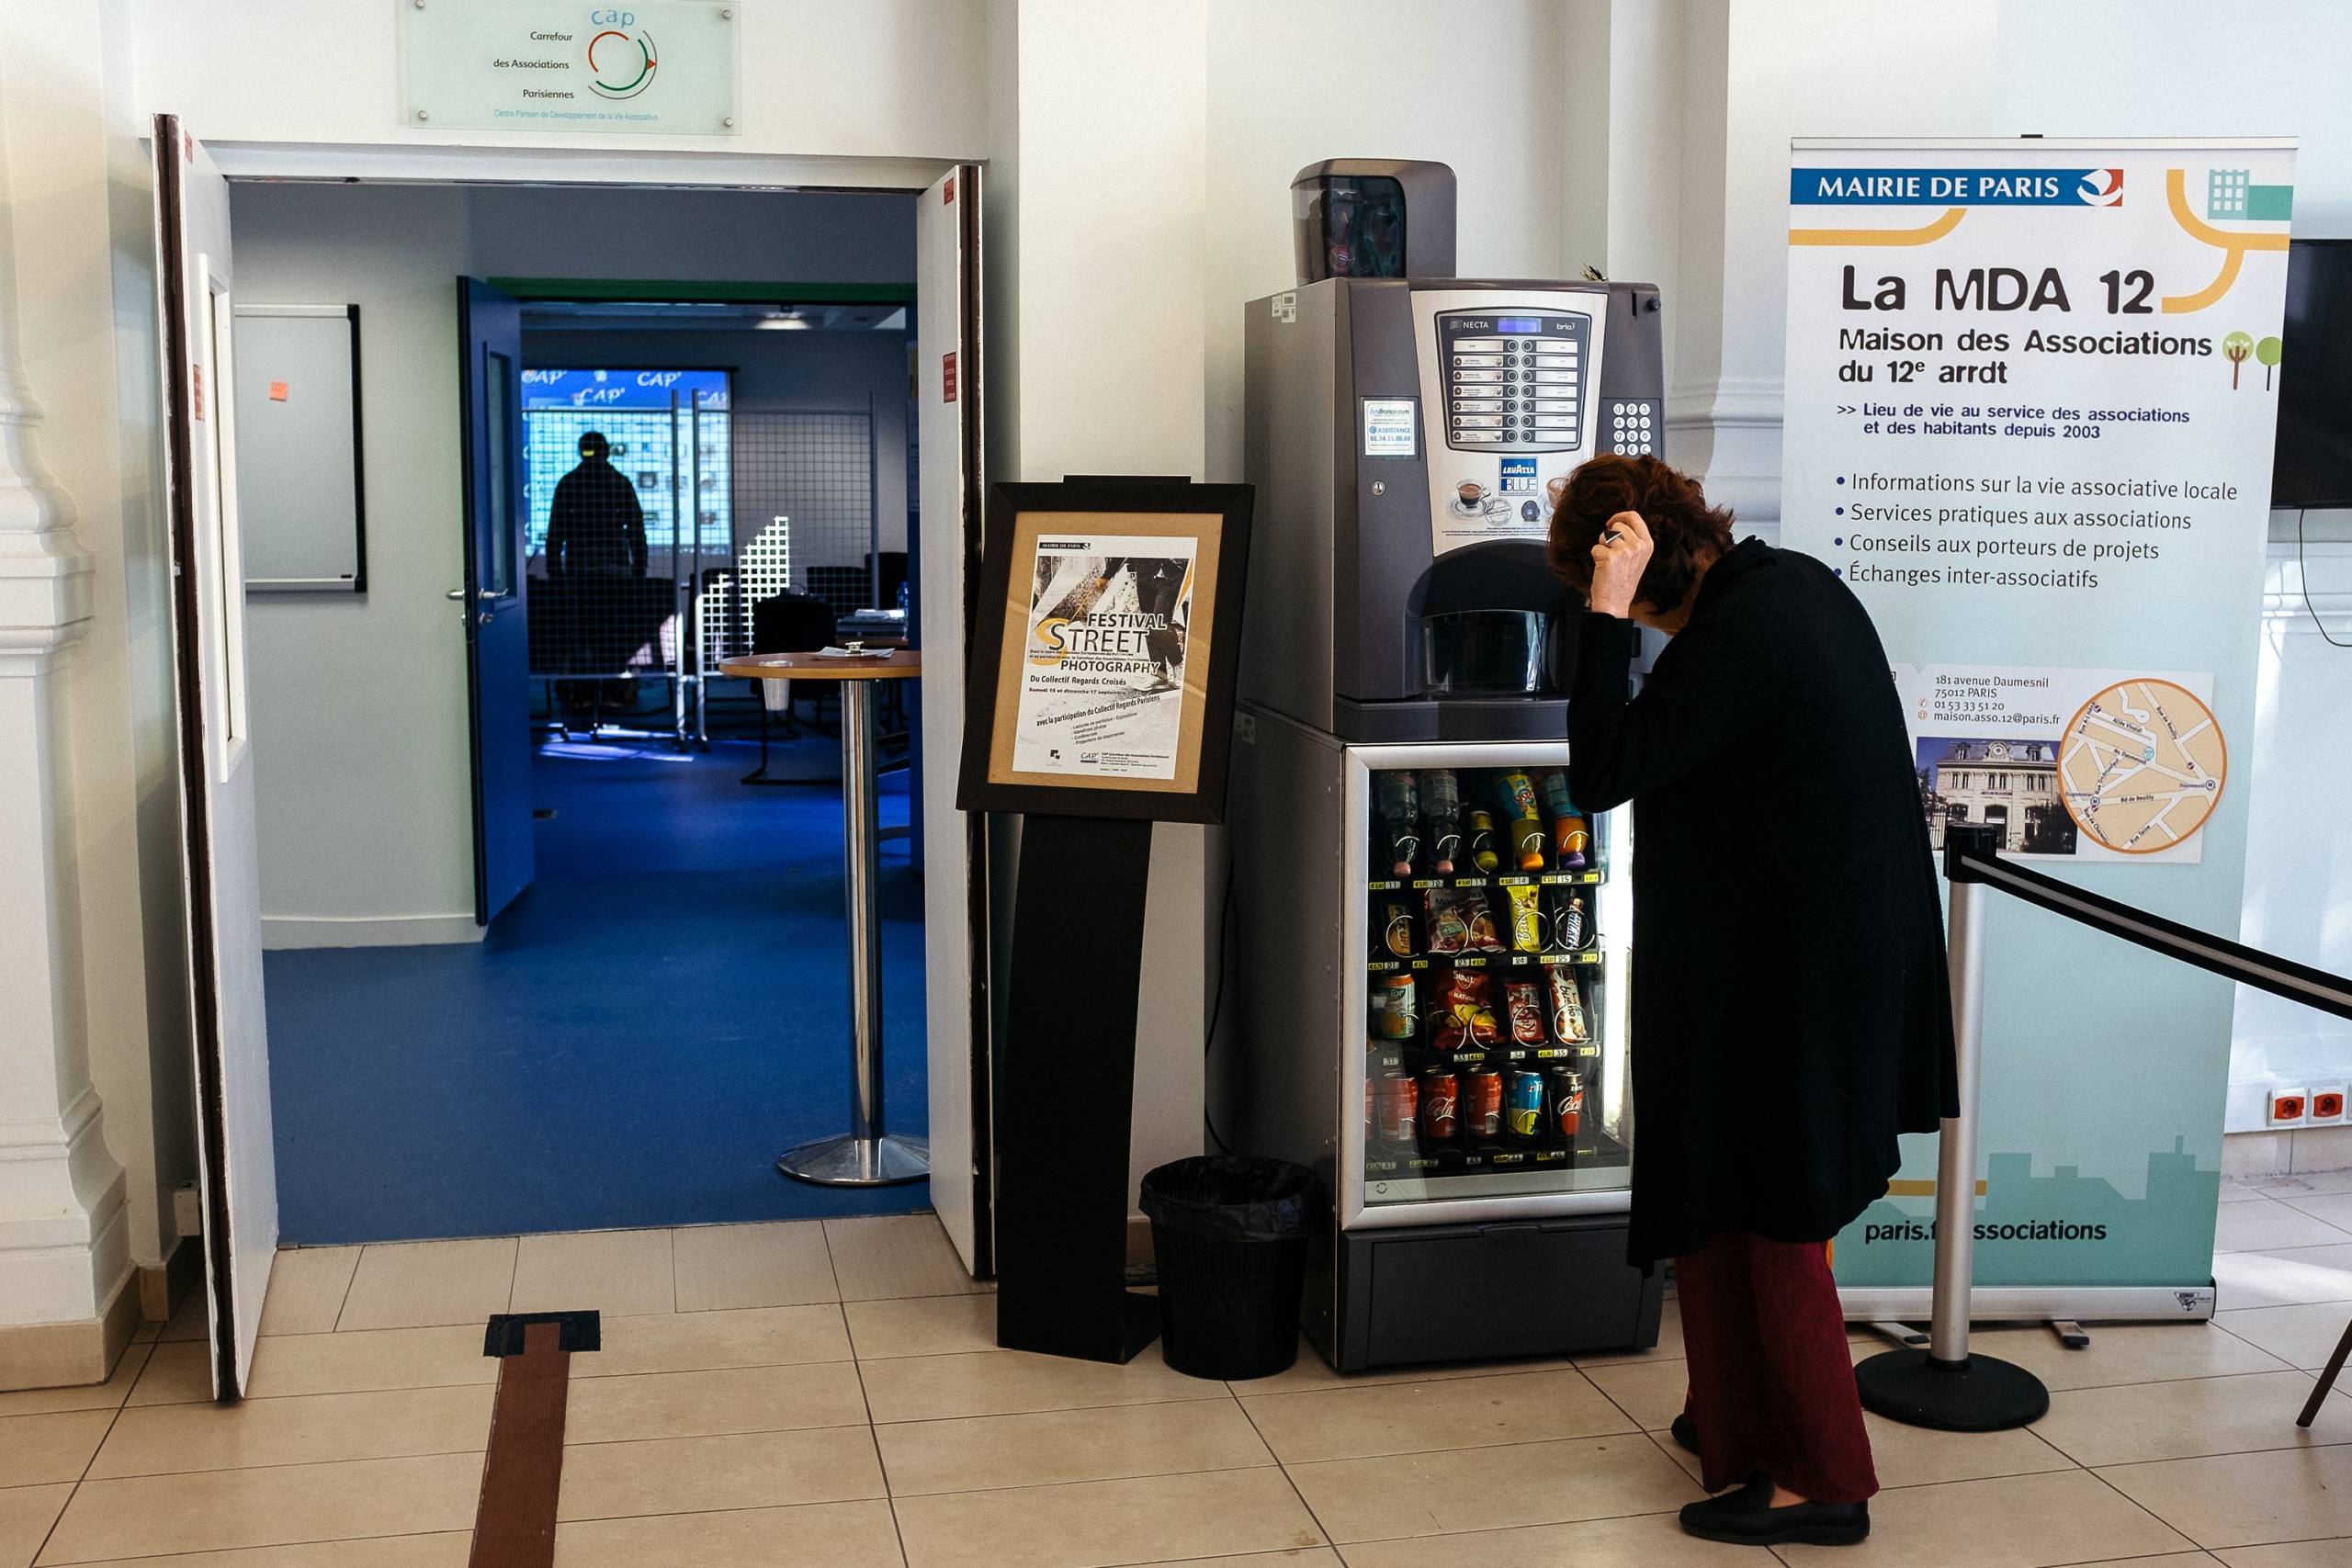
2078, 168, 2126, 207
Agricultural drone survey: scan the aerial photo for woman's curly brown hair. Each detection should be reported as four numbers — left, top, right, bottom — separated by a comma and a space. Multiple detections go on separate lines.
1546, 454, 1736, 615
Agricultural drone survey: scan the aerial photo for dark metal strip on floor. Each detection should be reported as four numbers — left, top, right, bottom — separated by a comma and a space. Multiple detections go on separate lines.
469, 1317, 580, 1568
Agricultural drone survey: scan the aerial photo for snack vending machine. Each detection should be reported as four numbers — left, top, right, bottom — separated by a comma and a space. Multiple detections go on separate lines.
1220, 271, 1666, 1370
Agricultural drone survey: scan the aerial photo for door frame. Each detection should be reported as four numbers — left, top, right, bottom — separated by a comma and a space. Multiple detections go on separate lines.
175, 137, 999, 1273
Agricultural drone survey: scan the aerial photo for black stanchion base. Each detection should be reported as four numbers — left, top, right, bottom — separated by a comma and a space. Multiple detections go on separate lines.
1856, 1348, 2050, 1431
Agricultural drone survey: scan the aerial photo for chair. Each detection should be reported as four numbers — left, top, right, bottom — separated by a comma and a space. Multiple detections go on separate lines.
740, 589, 839, 784
749, 589, 837, 733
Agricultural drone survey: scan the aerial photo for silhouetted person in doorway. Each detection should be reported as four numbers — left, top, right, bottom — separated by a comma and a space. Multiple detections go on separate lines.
546, 430, 648, 733
547, 431, 647, 580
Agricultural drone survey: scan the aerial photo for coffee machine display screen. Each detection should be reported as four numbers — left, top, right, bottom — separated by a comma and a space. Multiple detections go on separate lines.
1434, 309, 1589, 456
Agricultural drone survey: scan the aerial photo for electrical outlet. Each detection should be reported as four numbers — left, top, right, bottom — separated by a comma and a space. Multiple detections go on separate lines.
172, 1181, 202, 1241
2268, 1088, 2311, 1126
2311, 1086, 2348, 1125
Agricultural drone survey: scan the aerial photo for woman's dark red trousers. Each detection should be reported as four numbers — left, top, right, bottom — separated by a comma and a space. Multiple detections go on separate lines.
1675, 1230, 1880, 1505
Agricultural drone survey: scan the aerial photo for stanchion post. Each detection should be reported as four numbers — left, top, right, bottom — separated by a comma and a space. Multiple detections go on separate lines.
1854, 822, 2051, 1430
1928, 826, 1988, 1365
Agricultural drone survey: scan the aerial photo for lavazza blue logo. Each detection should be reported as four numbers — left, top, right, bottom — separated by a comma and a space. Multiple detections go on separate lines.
1793, 168, 2124, 207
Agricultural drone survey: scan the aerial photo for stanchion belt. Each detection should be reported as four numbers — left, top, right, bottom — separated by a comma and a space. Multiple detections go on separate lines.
1952, 849, 2352, 1021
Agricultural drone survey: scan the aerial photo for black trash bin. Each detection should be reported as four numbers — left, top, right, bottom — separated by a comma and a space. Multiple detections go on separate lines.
1138, 1156, 1321, 1380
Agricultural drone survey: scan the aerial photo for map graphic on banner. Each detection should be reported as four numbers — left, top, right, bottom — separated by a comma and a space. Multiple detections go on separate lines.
1781, 139, 2291, 1293
1899, 663, 2222, 863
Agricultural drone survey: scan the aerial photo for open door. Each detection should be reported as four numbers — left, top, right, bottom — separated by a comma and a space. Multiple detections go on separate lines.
153, 116, 277, 1399
456, 280, 534, 924
916, 164, 993, 1273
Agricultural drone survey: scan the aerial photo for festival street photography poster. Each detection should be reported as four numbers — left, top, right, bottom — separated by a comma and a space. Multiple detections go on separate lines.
1013, 536, 1195, 779
986, 509, 1225, 798
1780, 140, 2292, 1294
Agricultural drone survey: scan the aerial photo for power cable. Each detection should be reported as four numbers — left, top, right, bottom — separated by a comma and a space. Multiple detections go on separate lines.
2298, 507, 2352, 649
1202, 842, 1238, 1156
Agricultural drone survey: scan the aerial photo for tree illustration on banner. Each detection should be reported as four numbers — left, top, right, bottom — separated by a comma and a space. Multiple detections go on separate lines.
2256, 335, 2283, 390
2223, 331, 2254, 389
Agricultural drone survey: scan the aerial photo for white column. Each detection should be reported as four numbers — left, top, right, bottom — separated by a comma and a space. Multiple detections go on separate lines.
990, 0, 1212, 1211
1576, 0, 1999, 539
0, 73, 132, 1378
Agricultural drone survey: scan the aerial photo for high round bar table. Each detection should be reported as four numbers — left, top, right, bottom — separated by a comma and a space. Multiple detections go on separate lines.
720, 649, 929, 1186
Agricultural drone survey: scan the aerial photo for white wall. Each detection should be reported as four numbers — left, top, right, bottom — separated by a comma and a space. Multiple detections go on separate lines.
1995, 0, 2352, 1122
1666, 0, 2001, 531
990, 0, 1214, 1210
130, 0, 987, 169
232, 183, 479, 944
1202, 0, 1572, 484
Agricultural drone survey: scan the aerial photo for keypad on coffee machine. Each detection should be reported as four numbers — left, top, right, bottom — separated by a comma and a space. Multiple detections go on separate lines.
1442, 310, 1587, 452
1604, 398, 1658, 457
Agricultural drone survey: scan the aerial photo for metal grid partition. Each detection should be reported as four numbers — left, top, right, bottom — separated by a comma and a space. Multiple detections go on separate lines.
729, 409, 878, 629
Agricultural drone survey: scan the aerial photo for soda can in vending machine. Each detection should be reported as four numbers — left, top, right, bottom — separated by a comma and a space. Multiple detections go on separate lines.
1376, 1073, 1418, 1143
1547, 1066, 1585, 1142
1506, 1068, 1545, 1142
1419, 1070, 1460, 1142
1463, 1066, 1503, 1138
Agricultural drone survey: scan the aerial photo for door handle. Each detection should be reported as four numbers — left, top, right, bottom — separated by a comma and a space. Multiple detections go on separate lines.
479, 611, 494, 626
479, 590, 498, 601
447, 588, 467, 601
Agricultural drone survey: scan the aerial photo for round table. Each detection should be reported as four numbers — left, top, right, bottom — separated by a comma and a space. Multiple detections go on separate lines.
720, 650, 929, 1187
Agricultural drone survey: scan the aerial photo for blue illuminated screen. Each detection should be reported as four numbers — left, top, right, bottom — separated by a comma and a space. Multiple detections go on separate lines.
1496, 315, 1544, 334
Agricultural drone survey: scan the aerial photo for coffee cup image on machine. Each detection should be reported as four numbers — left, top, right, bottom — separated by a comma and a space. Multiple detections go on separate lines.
1450, 480, 1513, 519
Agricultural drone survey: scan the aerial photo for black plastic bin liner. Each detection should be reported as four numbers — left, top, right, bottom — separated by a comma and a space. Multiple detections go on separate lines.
1139, 1156, 1322, 1380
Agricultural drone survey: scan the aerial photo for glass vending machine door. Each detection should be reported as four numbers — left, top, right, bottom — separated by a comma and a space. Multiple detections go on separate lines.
1345, 742, 1634, 1230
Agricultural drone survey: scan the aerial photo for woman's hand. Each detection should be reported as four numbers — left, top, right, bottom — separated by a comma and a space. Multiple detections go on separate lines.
1587, 510, 1654, 619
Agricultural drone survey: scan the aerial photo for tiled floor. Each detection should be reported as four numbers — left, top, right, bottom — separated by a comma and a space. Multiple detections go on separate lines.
6, 1190, 2352, 1566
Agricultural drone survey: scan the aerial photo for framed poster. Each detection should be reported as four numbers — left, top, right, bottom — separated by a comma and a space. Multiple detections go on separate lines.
958, 479, 1253, 823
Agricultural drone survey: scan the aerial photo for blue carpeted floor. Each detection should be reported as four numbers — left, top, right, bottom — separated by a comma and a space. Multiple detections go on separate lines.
265, 738, 932, 1243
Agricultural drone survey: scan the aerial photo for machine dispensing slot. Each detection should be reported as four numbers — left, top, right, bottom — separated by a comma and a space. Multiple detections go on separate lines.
1421, 611, 1548, 696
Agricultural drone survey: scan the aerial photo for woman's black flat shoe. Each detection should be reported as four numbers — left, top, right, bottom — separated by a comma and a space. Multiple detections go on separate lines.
1679, 1476, 1870, 1546
1669, 1412, 1701, 1455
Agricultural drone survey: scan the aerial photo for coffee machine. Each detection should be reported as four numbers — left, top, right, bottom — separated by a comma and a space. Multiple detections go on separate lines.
1215, 163, 1668, 1370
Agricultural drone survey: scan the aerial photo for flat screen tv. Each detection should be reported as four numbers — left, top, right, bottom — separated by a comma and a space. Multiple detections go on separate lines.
2274, 239, 2352, 509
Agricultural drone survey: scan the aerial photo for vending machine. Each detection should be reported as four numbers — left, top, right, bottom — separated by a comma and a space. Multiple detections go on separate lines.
1219, 268, 1666, 1371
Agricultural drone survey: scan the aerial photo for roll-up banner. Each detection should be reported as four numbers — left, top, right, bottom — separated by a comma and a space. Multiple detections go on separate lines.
1781, 139, 2294, 1315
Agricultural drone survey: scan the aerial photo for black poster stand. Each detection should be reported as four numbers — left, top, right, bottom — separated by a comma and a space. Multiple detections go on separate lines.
958, 478, 1253, 1366
992, 813, 1162, 1362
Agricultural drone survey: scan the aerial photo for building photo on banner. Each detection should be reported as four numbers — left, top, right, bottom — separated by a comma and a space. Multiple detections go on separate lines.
1783, 139, 2294, 1306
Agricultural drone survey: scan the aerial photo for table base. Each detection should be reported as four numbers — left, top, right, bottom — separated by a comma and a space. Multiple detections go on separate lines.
776, 1133, 932, 1188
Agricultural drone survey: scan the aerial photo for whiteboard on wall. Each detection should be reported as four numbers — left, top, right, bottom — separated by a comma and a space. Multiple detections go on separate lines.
232, 304, 367, 592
